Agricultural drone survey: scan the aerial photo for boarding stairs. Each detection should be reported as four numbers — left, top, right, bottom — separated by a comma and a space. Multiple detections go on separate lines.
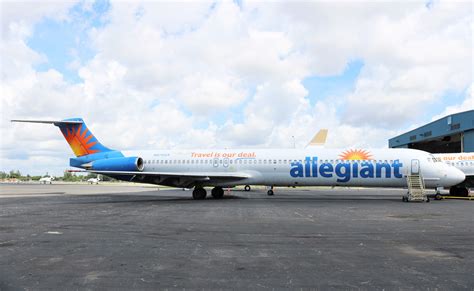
404, 174, 428, 202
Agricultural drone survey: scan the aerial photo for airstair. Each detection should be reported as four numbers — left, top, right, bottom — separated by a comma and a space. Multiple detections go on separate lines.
404, 174, 429, 202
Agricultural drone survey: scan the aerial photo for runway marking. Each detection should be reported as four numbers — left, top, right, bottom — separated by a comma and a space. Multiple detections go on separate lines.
46, 231, 63, 235
294, 210, 315, 222
398, 245, 461, 260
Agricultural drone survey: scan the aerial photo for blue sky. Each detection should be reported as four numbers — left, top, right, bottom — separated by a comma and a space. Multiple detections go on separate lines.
27, 0, 109, 83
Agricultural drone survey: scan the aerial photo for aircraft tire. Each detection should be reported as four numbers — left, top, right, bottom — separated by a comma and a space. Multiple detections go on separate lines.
211, 187, 224, 199
267, 189, 274, 196
192, 187, 207, 200
244, 185, 251, 192
435, 193, 442, 200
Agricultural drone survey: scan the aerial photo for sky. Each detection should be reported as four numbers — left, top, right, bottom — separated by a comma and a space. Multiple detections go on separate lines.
0, 0, 473, 176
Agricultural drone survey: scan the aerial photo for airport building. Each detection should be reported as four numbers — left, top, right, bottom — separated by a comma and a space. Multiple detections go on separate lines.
389, 110, 474, 153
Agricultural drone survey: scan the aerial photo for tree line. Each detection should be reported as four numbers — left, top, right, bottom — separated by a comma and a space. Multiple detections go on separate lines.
0, 170, 115, 182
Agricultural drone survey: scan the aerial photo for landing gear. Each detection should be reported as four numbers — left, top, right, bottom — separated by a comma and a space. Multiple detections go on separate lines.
211, 187, 224, 199
449, 186, 469, 197
244, 185, 251, 192
267, 186, 274, 196
192, 187, 207, 200
435, 193, 443, 200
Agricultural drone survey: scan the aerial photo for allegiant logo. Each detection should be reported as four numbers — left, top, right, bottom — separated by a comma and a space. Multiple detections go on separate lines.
290, 157, 403, 182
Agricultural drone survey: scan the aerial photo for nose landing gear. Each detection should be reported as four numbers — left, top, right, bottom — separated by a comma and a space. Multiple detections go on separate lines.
267, 186, 274, 196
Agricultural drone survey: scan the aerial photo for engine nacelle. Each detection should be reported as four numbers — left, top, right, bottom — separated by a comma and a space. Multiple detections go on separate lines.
90, 157, 144, 172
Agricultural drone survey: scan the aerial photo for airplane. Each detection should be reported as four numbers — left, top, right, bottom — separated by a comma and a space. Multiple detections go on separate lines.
11, 118, 465, 200
87, 176, 100, 184
306, 129, 328, 148
433, 153, 473, 196
39, 176, 54, 184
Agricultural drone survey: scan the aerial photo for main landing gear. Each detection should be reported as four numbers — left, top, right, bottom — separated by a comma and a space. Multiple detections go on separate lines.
192, 187, 207, 200
244, 185, 251, 192
211, 187, 224, 199
192, 187, 224, 200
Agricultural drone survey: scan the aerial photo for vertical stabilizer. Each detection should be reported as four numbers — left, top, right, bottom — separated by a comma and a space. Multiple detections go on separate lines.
12, 118, 114, 157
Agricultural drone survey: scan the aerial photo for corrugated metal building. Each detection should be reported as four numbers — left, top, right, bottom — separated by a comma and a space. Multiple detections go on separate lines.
389, 110, 474, 153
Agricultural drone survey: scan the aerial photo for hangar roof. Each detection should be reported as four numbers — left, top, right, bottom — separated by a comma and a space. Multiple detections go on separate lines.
389, 110, 474, 148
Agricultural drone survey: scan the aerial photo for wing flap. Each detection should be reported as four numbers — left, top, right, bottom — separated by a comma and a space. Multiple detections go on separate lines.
89, 170, 251, 179
89, 170, 251, 188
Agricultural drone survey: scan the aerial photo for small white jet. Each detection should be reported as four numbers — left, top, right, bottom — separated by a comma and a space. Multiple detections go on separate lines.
39, 176, 54, 184
11, 118, 465, 200
87, 177, 100, 184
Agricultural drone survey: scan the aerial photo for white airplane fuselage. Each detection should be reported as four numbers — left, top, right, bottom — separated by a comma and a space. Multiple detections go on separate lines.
123, 148, 463, 189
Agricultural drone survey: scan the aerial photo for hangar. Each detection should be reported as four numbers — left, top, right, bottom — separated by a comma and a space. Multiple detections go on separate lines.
389, 110, 474, 153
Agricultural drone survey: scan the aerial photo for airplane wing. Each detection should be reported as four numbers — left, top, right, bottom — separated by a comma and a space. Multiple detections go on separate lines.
306, 129, 328, 148
89, 170, 252, 188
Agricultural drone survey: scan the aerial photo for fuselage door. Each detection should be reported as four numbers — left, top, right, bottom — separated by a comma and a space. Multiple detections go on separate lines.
411, 159, 420, 175
213, 158, 219, 168
223, 158, 229, 168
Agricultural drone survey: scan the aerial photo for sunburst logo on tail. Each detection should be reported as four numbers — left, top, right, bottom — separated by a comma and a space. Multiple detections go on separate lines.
60, 124, 100, 157
339, 149, 372, 160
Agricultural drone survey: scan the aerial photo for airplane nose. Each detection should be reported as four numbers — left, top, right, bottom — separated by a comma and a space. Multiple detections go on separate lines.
446, 167, 465, 186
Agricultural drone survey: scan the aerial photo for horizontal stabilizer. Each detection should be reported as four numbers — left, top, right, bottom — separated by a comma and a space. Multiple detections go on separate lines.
11, 119, 83, 125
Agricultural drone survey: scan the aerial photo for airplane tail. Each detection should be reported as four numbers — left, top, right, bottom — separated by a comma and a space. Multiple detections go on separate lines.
11, 118, 114, 157
306, 129, 328, 148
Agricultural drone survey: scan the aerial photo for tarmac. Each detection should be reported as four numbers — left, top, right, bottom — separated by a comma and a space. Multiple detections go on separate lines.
0, 183, 473, 290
